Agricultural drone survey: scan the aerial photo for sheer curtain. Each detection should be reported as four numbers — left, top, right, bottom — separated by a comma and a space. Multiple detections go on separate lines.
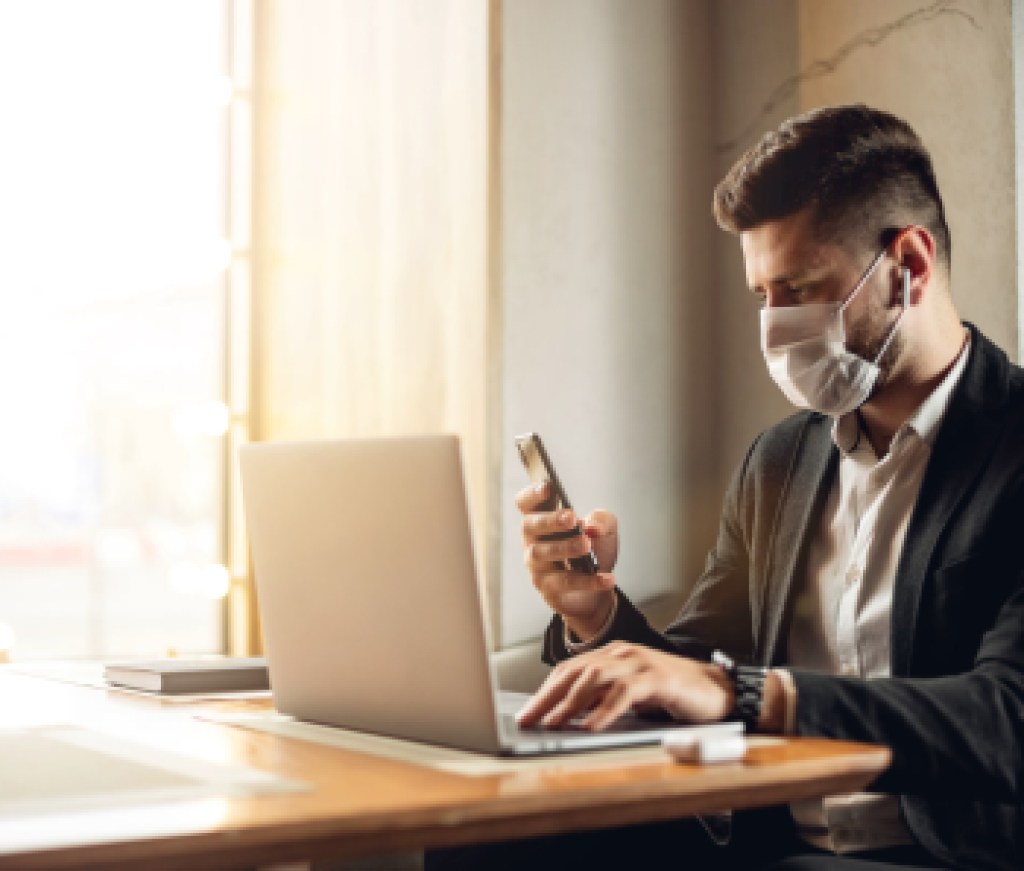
250, 0, 498, 643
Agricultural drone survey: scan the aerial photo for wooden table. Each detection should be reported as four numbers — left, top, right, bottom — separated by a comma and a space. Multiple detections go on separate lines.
0, 667, 890, 870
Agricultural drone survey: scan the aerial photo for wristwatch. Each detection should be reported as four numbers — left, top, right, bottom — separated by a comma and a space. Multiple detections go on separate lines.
712, 650, 767, 731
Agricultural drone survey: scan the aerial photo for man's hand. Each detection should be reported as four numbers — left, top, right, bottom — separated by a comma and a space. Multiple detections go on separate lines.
516, 481, 619, 641
516, 642, 734, 731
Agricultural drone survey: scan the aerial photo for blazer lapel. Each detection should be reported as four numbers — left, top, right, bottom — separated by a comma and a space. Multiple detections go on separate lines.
891, 332, 1006, 675
758, 415, 837, 665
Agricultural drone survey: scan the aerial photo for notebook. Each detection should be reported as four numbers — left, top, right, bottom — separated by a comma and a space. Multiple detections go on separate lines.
103, 657, 270, 694
239, 435, 740, 756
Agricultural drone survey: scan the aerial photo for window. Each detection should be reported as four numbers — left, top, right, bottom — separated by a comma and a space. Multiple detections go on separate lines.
0, 0, 250, 660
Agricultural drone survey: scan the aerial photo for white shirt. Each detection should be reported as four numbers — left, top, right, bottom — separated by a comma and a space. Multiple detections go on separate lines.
784, 337, 970, 854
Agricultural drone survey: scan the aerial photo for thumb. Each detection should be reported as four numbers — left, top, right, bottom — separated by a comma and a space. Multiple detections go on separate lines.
584, 509, 617, 539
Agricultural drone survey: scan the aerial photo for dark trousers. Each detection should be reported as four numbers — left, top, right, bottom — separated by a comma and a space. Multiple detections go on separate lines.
424, 807, 945, 871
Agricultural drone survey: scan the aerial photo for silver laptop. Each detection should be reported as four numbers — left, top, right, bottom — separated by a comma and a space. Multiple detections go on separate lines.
239, 435, 740, 756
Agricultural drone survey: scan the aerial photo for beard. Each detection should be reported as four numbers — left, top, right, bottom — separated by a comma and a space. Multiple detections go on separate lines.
845, 290, 906, 398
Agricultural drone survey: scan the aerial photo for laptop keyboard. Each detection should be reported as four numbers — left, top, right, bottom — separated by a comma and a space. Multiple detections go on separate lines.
501, 711, 661, 736
501, 714, 584, 734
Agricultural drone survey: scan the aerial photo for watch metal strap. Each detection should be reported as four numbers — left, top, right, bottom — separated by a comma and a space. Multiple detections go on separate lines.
712, 650, 767, 731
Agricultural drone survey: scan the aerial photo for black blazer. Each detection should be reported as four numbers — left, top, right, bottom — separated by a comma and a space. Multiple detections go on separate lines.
544, 324, 1024, 870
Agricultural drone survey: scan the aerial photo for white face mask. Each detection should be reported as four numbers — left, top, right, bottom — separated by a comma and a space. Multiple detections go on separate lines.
759, 250, 909, 416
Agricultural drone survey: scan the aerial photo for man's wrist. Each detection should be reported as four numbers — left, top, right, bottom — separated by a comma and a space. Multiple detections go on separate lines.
756, 670, 787, 733
563, 590, 617, 652
704, 660, 736, 721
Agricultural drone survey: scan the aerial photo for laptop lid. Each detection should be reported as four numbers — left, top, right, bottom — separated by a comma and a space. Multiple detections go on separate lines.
240, 435, 507, 754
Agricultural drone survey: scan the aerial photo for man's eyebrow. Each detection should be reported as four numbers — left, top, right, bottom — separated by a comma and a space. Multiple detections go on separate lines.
749, 266, 814, 294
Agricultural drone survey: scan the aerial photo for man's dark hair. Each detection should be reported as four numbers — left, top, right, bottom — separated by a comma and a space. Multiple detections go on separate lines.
713, 104, 951, 270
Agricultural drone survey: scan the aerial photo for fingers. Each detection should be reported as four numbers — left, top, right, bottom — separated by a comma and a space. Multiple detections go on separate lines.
524, 529, 591, 570
521, 506, 579, 541
516, 653, 610, 727
515, 481, 551, 514
539, 658, 633, 728
516, 643, 639, 729
515, 662, 585, 727
582, 509, 619, 573
518, 490, 589, 566
529, 568, 615, 606
517, 488, 611, 576
517, 647, 731, 733
580, 678, 644, 731
583, 509, 617, 538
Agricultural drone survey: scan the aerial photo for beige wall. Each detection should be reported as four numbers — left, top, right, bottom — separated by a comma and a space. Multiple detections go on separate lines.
708, 0, 801, 546
1018, 0, 1024, 363
498, 0, 712, 645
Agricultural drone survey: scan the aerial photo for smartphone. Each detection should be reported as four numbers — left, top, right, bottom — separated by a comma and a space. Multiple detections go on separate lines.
514, 432, 599, 574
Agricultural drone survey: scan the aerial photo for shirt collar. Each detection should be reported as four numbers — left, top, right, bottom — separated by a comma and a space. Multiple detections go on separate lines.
906, 333, 971, 446
831, 332, 971, 455
832, 410, 863, 455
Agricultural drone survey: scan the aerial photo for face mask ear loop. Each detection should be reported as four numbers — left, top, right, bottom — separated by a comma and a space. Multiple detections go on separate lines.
838, 248, 887, 315
871, 266, 912, 365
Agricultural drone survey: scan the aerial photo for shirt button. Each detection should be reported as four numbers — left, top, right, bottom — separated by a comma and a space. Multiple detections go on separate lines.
846, 567, 860, 585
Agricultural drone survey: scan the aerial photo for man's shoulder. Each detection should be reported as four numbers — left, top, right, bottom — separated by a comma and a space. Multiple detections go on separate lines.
968, 329, 1024, 463
723, 410, 836, 505
959, 324, 1024, 427
745, 409, 831, 468
760, 408, 826, 439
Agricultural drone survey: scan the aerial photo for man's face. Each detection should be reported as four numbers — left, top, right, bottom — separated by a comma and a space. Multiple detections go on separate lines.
740, 206, 898, 365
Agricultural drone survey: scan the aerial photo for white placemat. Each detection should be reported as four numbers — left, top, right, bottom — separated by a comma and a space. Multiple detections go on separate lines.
0, 724, 306, 819
204, 710, 780, 777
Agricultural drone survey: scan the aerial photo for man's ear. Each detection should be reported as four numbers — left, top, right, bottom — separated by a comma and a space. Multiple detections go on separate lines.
892, 226, 934, 306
